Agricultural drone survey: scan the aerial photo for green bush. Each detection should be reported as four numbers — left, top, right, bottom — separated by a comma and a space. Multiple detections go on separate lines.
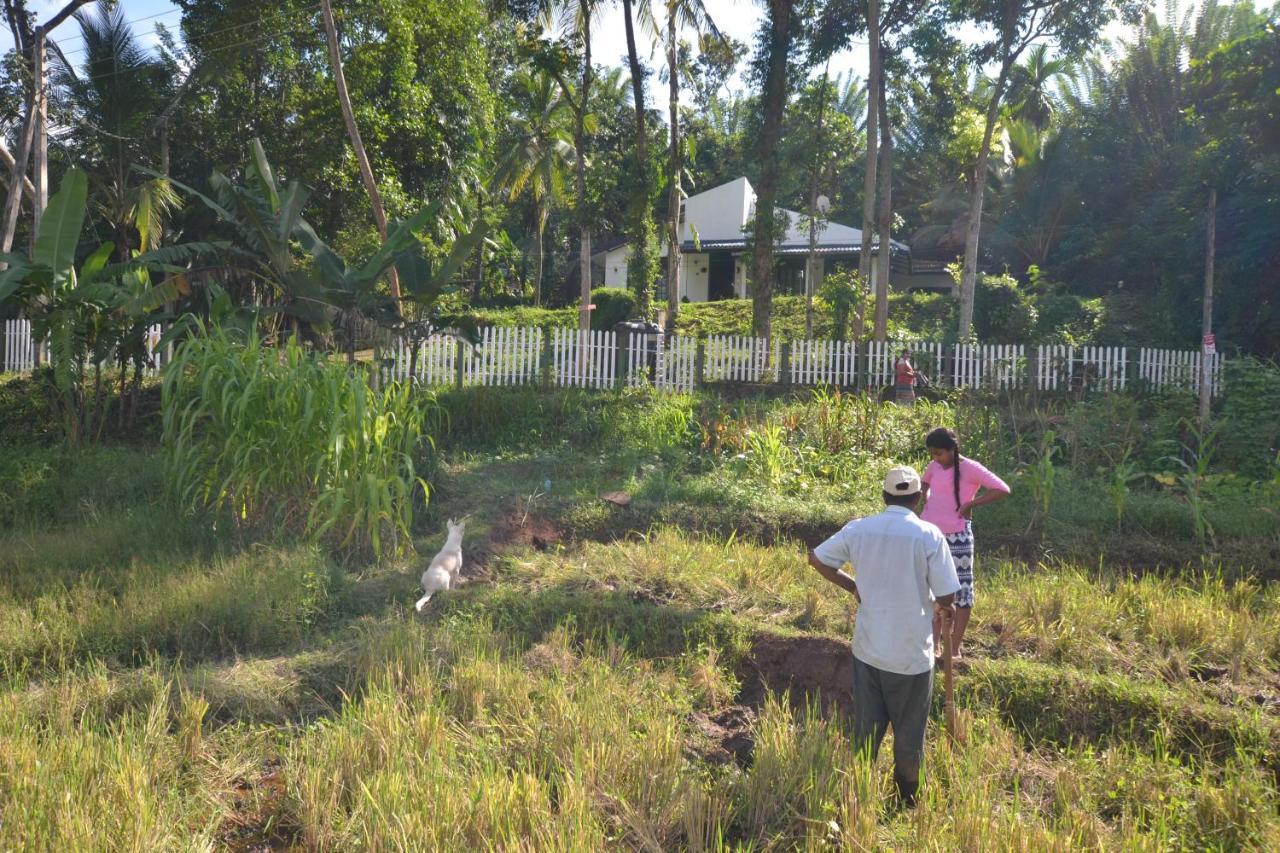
162, 325, 434, 561
973, 272, 1038, 342
1218, 357, 1280, 479
590, 287, 637, 330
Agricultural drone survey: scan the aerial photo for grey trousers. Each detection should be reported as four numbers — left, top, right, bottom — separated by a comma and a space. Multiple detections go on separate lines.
851, 655, 934, 803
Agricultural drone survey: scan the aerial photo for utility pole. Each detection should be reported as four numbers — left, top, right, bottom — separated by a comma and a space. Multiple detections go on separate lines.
1199, 187, 1216, 430
320, 0, 401, 303
32, 28, 47, 246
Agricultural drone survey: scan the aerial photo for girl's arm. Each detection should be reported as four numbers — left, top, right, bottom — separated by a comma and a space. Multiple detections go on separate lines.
959, 486, 1010, 518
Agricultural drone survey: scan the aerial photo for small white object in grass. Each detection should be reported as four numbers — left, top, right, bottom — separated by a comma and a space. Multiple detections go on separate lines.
415, 518, 465, 612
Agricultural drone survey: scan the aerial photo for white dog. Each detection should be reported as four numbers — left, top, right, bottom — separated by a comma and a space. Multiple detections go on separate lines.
415, 518, 465, 611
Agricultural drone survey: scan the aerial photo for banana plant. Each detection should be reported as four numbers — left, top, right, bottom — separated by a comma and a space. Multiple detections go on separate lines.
0, 168, 223, 444
150, 139, 488, 358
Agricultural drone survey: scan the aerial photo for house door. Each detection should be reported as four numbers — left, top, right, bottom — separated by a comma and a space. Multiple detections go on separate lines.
708, 252, 735, 300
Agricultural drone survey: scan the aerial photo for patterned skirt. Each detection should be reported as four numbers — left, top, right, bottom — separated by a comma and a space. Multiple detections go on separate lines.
945, 522, 975, 608
895, 383, 916, 405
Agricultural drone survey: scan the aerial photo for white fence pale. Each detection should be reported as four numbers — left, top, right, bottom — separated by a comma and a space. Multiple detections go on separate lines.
703, 335, 775, 383
554, 328, 616, 389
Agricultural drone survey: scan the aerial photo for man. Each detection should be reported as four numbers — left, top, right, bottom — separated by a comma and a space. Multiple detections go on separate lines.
808, 465, 959, 806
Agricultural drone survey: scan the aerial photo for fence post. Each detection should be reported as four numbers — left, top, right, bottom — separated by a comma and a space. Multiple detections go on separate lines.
454, 338, 465, 389
694, 340, 706, 389
540, 326, 554, 388
779, 341, 791, 387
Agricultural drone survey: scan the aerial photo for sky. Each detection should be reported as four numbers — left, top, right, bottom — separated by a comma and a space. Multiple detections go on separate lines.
2, 0, 1179, 95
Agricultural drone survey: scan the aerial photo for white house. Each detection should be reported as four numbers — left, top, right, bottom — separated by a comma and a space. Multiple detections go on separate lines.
592, 177, 953, 302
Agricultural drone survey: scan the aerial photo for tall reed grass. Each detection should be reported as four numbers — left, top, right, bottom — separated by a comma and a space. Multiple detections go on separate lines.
162, 325, 434, 560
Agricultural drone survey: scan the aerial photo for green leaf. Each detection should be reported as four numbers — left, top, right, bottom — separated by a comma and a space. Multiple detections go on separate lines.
0, 254, 33, 304
78, 242, 116, 284
33, 168, 88, 283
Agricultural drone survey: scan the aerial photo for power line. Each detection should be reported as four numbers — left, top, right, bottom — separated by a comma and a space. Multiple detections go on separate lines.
54, 5, 321, 59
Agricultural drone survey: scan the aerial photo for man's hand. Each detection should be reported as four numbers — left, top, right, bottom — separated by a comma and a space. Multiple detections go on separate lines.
934, 594, 957, 617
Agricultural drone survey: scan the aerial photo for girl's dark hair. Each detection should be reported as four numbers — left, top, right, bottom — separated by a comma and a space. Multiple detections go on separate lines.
925, 427, 962, 508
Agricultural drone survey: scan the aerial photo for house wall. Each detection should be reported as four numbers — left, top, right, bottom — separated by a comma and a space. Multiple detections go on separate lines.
682, 253, 709, 302
603, 247, 629, 288
681, 177, 754, 244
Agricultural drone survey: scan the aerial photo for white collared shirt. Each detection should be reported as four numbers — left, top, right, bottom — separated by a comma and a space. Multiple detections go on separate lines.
813, 506, 960, 675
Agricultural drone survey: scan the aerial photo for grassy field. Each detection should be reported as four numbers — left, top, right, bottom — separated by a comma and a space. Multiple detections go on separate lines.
2, 379, 1279, 850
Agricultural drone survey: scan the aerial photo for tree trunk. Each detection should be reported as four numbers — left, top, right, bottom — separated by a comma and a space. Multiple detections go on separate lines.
855, 0, 880, 340
320, 0, 401, 303
872, 56, 893, 340
749, 0, 795, 343
622, 0, 654, 321
957, 65, 1011, 339
0, 138, 37, 204
577, 6, 593, 332
805, 61, 831, 339
535, 209, 546, 307
1199, 187, 1216, 428
665, 12, 681, 337
0, 78, 37, 260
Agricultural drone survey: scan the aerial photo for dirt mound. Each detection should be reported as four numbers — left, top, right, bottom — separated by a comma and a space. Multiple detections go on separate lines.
688, 705, 757, 766
737, 633, 855, 718
467, 504, 564, 572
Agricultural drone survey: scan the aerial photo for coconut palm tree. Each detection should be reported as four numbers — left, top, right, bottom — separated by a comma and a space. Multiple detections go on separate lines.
499, 70, 577, 307
53, 5, 178, 262
1005, 44, 1075, 130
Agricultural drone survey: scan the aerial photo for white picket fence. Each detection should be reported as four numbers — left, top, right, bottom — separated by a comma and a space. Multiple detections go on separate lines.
1, 318, 1228, 397
1, 320, 167, 374
553, 328, 616, 389
791, 338, 859, 387
3, 319, 36, 372
703, 335, 776, 383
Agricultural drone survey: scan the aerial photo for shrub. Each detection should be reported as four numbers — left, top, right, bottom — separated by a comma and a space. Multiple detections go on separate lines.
973, 272, 1038, 342
162, 324, 434, 561
590, 287, 637, 330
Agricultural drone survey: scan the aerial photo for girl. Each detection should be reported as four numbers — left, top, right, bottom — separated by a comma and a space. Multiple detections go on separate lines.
920, 427, 1010, 661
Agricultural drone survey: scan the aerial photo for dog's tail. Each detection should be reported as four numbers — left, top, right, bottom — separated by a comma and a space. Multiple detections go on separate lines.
414, 591, 435, 612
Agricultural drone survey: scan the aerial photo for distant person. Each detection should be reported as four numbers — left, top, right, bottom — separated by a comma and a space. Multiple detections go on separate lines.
920, 427, 1010, 661
893, 349, 918, 405
808, 465, 959, 807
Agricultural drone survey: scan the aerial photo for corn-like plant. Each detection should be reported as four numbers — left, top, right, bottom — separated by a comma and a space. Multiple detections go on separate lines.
161, 323, 434, 561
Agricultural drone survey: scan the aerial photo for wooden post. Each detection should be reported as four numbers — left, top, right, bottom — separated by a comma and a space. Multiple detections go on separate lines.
779, 341, 792, 387
541, 325, 555, 388
694, 340, 705, 389
32, 28, 47, 244
1199, 188, 1216, 429
454, 339, 465, 389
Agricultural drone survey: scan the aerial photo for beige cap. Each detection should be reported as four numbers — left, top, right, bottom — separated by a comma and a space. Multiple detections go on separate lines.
883, 465, 922, 496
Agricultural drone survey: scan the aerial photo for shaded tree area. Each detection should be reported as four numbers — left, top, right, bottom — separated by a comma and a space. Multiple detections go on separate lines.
2, 0, 1277, 356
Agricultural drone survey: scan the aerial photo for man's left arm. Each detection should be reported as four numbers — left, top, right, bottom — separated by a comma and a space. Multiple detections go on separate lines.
808, 550, 861, 600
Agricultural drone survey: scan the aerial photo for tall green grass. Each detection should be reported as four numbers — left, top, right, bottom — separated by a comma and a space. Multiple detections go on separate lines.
162, 325, 435, 560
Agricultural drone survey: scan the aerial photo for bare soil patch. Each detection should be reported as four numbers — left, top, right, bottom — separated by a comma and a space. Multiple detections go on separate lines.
736, 633, 855, 718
